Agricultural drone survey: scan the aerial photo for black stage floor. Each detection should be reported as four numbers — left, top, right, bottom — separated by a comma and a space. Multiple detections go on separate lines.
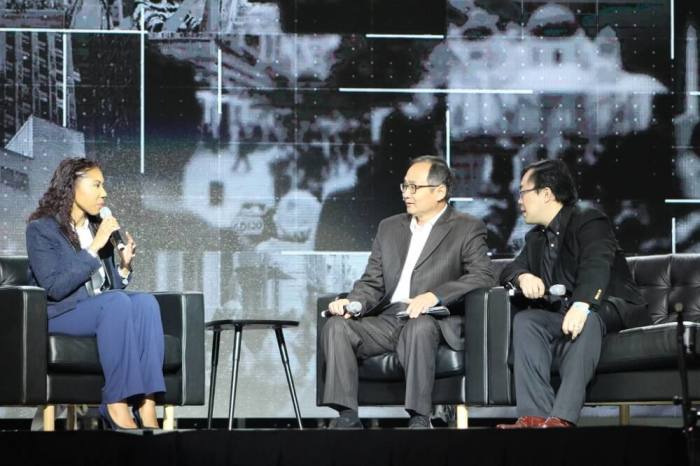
0, 426, 692, 466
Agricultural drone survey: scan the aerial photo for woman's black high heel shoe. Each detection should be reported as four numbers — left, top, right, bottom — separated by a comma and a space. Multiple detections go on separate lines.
132, 405, 159, 430
99, 404, 138, 431
131, 406, 142, 428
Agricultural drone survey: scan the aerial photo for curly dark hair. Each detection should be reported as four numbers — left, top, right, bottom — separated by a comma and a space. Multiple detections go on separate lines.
28, 157, 101, 248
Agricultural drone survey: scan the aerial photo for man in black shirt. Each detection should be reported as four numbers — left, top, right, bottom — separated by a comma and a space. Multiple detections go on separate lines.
497, 159, 647, 428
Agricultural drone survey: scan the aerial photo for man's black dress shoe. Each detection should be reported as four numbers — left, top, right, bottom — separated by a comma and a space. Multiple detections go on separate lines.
408, 415, 432, 429
328, 415, 364, 429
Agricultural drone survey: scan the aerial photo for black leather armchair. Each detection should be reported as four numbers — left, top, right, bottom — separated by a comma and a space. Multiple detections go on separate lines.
466, 254, 700, 423
0, 256, 205, 430
316, 288, 491, 428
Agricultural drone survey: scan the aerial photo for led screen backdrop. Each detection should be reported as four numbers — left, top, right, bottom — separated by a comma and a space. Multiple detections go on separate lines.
1, 0, 699, 420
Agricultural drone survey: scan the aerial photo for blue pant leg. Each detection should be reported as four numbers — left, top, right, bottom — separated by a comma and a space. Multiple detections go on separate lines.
126, 292, 166, 395
49, 291, 147, 403
49, 296, 102, 336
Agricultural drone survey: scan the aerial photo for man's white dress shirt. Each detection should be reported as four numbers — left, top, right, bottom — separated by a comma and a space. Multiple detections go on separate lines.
390, 206, 447, 304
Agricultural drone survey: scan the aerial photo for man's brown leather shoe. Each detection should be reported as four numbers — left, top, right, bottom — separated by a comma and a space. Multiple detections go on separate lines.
496, 416, 547, 429
541, 417, 575, 428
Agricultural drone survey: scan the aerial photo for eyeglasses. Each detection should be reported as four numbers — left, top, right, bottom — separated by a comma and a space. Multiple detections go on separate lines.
518, 187, 539, 198
399, 183, 440, 194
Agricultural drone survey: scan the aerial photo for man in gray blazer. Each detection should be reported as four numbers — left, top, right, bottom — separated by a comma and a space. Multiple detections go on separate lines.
320, 155, 495, 428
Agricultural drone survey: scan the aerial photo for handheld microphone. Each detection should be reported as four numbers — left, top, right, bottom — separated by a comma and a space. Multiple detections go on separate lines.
321, 301, 362, 318
98, 207, 126, 251
548, 284, 566, 298
507, 283, 567, 298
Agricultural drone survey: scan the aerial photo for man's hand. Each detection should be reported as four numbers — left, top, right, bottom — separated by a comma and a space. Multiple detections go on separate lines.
562, 304, 590, 340
517, 273, 546, 299
328, 298, 354, 319
406, 292, 439, 319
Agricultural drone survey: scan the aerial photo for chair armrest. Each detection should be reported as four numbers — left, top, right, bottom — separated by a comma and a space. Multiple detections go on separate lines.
465, 286, 516, 405
0, 286, 47, 404
153, 292, 205, 405
464, 287, 488, 405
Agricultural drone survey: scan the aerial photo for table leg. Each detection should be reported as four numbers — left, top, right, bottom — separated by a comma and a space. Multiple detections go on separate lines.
207, 330, 221, 429
227, 325, 243, 430
275, 327, 303, 429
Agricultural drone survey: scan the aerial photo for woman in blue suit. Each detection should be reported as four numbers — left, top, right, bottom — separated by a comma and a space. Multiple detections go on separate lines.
26, 158, 165, 429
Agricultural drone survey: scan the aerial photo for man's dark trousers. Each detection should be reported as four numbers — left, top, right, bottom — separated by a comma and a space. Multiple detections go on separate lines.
320, 302, 441, 416
512, 307, 607, 424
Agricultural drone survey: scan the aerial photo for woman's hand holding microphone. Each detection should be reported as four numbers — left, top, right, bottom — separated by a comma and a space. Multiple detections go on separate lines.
88, 216, 136, 276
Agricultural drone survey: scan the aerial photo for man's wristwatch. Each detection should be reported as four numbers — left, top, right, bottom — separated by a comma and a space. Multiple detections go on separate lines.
571, 301, 590, 315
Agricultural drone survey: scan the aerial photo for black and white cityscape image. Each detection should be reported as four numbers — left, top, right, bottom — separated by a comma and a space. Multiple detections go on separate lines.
1, 0, 699, 420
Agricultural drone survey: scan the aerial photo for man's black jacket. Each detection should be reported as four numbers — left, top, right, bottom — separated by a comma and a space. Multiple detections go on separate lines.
500, 205, 648, 329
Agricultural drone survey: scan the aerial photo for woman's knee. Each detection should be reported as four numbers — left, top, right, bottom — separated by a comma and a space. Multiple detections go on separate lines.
129, 293, 159, 310
129, 293, 162, 318
102, 291, 133, 311
97, 291, 132, 324
104, 290, 131, 306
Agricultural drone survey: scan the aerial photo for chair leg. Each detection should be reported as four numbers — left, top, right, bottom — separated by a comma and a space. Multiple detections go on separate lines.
207, 330, 221, 429
227, 325, 243, 430
163, 405, 175, 430
456, 404, 469, 429
43, 405, 56, 432
66, 405, 78, 431
274, 327, 303, 429
619, 404, 631, 426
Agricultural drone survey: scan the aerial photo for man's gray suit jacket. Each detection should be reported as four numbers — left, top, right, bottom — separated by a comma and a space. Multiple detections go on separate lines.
346, 206, 496, 351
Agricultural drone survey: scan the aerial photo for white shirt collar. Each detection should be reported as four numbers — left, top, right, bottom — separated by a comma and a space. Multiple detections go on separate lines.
73, 218, 90, 232
410, 205, 448, 232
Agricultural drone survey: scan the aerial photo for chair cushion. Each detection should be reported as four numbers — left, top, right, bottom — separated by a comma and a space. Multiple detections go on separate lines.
47, 334, 182, 374
358, 346, 463, 382
0, 256, 30, 286
547, 322, 700, 375
627, 255, 672, 324
668, 255, 700, 322
627, 254, 700, 324
595, 322, 700, 373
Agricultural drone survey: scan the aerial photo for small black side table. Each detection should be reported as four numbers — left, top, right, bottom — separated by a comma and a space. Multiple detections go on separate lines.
205, 319, 303, 430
